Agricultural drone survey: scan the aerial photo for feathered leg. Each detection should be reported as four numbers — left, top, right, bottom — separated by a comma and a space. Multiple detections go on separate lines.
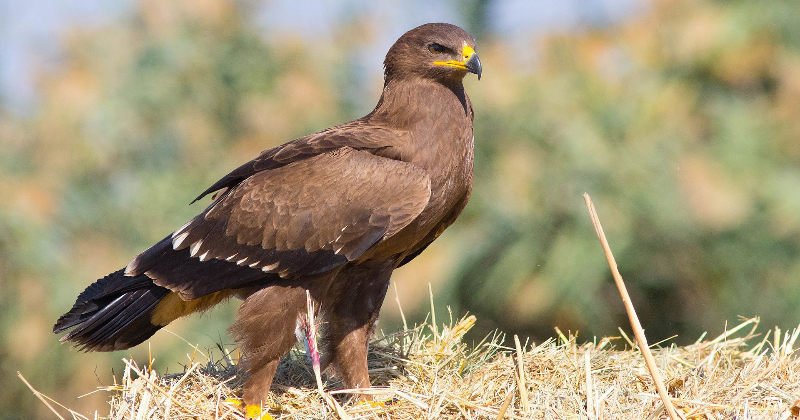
321, 259, 393, 392
230, 269, 339, 412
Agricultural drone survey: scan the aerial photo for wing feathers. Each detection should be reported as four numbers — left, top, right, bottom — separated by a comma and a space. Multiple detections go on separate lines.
128, 147, 430, 300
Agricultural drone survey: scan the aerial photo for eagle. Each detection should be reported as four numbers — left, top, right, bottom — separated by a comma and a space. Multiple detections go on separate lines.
54, 22, 481, 414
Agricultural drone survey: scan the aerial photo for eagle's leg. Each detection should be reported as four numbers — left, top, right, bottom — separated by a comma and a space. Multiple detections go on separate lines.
321, 260, 393, 395
231, 271, 338, 411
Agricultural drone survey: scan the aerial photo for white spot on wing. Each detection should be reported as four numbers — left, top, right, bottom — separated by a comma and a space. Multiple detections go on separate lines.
172, 231, 190, 249
236, 257, 248, 266
190, 240, 203, 257
198, 251, 210, 261
248, 261, 260, 268
225, 253, 238, 261
261, 262, 279, 272
124, 261, 137, 276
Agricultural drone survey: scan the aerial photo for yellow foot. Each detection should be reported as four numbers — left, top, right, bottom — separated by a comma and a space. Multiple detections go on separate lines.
223, 398, 275, 420
245, 404, 273, 420
358, 397, 399, 408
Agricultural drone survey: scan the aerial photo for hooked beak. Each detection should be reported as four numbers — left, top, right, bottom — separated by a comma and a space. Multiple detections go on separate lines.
434, 44, 482, 80
465, 48, 482, 80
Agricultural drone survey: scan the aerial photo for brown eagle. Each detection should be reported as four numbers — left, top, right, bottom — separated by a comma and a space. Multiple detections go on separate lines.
55, 22, 481, 411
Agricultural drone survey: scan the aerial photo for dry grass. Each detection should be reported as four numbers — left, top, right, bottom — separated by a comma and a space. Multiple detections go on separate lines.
28, 314, 800, 420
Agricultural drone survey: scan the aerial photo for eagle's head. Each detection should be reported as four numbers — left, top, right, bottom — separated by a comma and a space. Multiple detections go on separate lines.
384, 23, 482, 84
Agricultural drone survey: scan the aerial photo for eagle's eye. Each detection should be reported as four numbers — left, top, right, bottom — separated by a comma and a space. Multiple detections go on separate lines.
428, 43, 445, 54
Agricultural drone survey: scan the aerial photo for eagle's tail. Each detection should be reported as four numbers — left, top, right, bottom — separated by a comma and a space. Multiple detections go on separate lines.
53, 269, 171, 352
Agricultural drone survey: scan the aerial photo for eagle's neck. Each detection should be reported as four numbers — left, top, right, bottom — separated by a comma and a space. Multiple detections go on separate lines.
367, 78, 470, 129
366, 77, 474, 203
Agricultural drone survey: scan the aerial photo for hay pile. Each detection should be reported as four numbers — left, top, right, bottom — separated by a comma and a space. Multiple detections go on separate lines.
66, 315, 796, 420
25, 198, 797, 419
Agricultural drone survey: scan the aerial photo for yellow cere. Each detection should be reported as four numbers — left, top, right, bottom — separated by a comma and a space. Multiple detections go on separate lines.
462, 44, 476, 60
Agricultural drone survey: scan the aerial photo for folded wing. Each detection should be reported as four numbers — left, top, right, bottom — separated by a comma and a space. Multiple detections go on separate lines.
126, 147, 431, 300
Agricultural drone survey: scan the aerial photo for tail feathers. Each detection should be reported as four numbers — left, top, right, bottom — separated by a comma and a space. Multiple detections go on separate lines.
54, 269, 171, 352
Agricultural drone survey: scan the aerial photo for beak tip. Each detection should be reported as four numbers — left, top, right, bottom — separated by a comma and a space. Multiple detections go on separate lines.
466, 53, 482, 80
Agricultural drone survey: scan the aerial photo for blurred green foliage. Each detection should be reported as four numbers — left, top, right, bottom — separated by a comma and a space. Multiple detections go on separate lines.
1, 0, 800, 417
452, 0, 800, 344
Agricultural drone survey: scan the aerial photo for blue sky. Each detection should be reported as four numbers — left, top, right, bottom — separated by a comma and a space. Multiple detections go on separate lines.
0, 0, 645, 113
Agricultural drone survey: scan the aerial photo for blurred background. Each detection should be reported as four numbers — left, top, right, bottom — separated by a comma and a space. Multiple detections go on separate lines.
2, 0, 800, 417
